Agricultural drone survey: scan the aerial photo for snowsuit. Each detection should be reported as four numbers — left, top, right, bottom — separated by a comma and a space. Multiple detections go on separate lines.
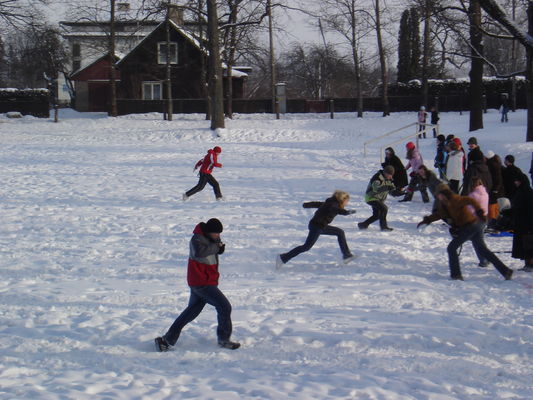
280, 196, 354, 263
360, 170, 396, 230
382, 147, 408, 189
421, 192, 513, 280
163, 223, 233, 346
185, 149, 223, 199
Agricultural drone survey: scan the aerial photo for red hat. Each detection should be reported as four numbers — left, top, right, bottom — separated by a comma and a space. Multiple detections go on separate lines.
452, 138, 462, 147
406, 142, 415, 150
213, 146, 222, 153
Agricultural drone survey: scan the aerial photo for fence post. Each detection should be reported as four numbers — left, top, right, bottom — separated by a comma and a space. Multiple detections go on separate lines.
330, 99, 334, 119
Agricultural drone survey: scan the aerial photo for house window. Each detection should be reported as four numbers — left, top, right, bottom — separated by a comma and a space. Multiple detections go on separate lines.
72, 43, 81, 57
157, 42, 178, 64
143, 81, 162, 100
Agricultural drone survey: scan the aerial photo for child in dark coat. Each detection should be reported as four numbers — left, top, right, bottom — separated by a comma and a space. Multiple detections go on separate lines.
276, 190, 356, 268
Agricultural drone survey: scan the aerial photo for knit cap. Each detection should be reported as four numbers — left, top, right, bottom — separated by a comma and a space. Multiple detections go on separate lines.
205, 218, 223, 233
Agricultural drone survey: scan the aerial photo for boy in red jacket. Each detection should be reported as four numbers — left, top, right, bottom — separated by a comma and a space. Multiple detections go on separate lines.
155, 218, 240, 351
183, 146, 223, 201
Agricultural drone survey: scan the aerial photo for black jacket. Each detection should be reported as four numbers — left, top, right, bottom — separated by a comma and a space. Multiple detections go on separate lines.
303, 197, 350, 229
382, 150, 408, 188
511, 175, 533, 235
486, 157, 505, 204
502, 164, 523, 200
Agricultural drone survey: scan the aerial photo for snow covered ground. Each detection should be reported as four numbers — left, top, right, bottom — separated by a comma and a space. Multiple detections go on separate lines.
0, 108, 531, 400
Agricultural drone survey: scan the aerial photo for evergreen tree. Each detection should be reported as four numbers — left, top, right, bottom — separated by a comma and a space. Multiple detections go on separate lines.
397, 10, 411, 83
408, 8, 421, 80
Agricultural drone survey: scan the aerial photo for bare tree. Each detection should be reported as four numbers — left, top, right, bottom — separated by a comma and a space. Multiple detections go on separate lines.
319, 0, 367, 117
0, 0, 47, 27
207, 0, 224, 129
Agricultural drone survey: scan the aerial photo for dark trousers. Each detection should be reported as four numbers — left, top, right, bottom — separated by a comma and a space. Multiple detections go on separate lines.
164, 285, 232, 346
447, 221, 511, 278
281, 222, 351, 263
407, 175, 430, 201
186, 172, 222, 199
448, 179, 460, 194
418, 124, 426, 138
361, 200, 389, 229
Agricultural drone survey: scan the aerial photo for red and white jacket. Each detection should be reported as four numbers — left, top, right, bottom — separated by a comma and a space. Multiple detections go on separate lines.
187, 223, 221, 287
195, 149, 222, 174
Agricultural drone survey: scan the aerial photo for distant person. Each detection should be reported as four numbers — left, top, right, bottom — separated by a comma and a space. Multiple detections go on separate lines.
417, 186, 513, 281
500, 93, 509, 123
430, 106, 440, 138
434, 134, 447, 179
510, 173, 533, 272
417, 106, 428, 138
183, 146, 224, 201
358, 165, 397, 231
417, 165, 443, 207
381, 147, 408, 190
502, 155, 523, 200
154, 218, 240, 352
276, 190, 357, 269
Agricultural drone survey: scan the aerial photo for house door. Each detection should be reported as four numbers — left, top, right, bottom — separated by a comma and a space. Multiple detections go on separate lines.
88, 82, 110, 112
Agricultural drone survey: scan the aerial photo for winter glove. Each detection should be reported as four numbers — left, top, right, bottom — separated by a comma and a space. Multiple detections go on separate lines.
417, 216, 431, 229
218, 243, 225, 255
476, 208, 487, 222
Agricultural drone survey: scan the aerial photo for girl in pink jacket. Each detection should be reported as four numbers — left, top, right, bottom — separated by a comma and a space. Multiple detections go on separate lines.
399, 142, 429, 202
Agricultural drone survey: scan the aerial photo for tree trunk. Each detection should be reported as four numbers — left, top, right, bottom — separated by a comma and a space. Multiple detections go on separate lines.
225, 1, 238, 119
350, 2, 363, 118
207, 0, 225, 130
108, 0, 118, 117
165, 15, 173, 121
268, 0, 277, 115
374, 0, 389, 116
421, 0, 430, 107
469, 0, 484, 132
526, 1, 533, 142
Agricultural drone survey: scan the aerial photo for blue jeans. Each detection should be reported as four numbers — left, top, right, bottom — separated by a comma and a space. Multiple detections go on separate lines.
280, 222, 351, 263
447, 221, 511, 278
164, 286, 232, 346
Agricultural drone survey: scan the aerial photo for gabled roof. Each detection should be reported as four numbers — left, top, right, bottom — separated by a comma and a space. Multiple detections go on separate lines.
70, 52, 121, 80
116, 20, 206, 66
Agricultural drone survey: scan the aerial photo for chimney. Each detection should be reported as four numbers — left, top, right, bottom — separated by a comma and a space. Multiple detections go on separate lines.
168, 5, 184, 26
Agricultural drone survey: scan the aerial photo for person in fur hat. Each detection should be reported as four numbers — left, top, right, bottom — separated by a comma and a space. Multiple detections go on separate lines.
381, 147, 408, 189
183, 146, 224, 201
417, 185, 513, 281
155, 218, 240, 351
358, 165, 397, 231
276, 190, 357, 268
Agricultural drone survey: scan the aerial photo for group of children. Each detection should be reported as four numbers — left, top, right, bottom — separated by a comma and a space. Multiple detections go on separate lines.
154, 126, 533, 352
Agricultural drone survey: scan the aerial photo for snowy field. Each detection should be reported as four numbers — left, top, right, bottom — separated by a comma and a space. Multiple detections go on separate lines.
0, 108, 531, 400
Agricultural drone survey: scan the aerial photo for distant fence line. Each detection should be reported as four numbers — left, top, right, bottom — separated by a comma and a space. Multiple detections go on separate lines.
117, 94, 527, 116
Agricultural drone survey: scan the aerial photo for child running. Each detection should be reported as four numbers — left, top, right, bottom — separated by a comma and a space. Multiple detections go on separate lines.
276, 190, 356, 269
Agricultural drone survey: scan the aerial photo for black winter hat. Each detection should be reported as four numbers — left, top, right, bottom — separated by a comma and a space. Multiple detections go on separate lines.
205, 218, 223, 233
467, 137, 478, 145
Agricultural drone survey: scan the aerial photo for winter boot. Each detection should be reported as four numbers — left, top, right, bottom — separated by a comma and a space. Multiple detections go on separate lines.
155, 337, 171, 352
218, 340, 240, 350
399, 191, 413, 202
357, 222, 368, 230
